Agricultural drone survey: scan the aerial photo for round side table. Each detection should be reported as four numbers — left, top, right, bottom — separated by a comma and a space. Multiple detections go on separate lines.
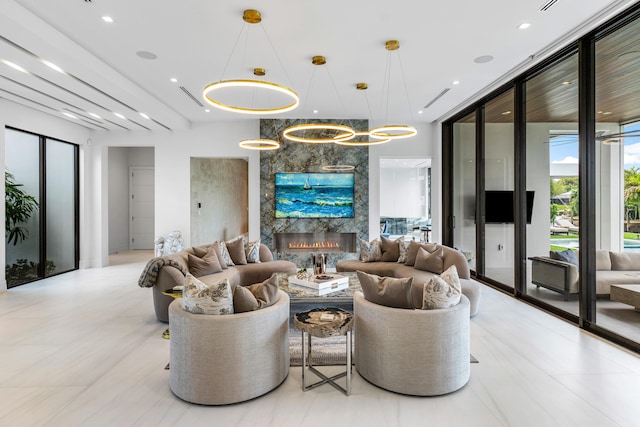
294, 307, 354, 396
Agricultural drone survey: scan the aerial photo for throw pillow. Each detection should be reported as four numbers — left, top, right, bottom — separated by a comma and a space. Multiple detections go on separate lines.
359, 238, 382, 262
226, 237, 247, 265
211, 242, 228, 270
187, 252, 222, 277
550, 249, 578, 266
414, 247, 444, 274
191, 245, 209, 258
233, 274, 279, 313
216, 241, 235, 266
379, 236, 401, 262
404, 241, 438, 266
182, 274, 234, 315
397, 240, 411, 264
421, 265, 462, 309
357, 270, 413, 309
245, 239, 261, 264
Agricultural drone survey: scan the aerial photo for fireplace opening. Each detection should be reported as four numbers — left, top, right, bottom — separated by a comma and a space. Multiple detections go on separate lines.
274, 232, 357, 254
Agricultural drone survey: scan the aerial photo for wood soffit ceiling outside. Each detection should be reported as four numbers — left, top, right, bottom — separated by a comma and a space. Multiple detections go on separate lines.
460, 18, 640, 125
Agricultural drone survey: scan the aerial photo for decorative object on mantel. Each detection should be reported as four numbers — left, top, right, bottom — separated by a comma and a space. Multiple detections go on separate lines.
335, 83, 391, 146
202, 9, 299, 115
368, 40, 417, 140
282, 56, 356, 143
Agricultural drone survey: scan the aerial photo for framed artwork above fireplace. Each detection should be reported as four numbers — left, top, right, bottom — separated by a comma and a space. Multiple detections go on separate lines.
274, 172, 354, 218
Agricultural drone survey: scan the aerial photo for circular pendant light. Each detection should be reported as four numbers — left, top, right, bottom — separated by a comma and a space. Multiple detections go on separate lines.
239, 139, 280, 150
282, 123, 355, 144
321, 165, 355, 171
369, 125, 417, 140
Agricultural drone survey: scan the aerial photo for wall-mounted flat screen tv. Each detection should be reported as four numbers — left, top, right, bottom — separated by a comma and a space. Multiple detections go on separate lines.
275, 173, 354, 218
485, 190, 535, 224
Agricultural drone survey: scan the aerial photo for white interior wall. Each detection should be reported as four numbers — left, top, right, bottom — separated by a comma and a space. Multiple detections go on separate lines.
0, 99, 91, 290
379, 167, 425, 218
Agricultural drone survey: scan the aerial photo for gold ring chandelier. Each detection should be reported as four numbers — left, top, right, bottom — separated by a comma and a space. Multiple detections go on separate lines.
202, 9, 299, 115
239, 139, 280, 150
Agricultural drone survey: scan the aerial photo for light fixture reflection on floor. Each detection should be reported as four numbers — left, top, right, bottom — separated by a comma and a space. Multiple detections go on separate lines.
239, 139, 280, 150
202, 10, 299, 115
373, 40, 417, 140
321, 165, 355, 171
283, 56, 355, 143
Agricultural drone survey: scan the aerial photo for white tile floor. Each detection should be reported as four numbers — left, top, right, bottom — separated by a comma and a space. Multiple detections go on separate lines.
1, 251, 640, 426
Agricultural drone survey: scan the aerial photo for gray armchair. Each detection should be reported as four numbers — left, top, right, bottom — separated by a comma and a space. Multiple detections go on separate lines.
529, 256, 579, 300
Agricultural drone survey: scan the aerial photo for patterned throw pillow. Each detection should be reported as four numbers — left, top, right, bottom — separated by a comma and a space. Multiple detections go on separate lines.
359, 238, 382, 262
245, 239, 261, 263
216, 241, 235, 266
211, 243, 228, 270
357, 270, 413, 309
182, 274, 234, 315
422, 265, 462, 309
397, 240, 411, 264
414, 247, 444, 274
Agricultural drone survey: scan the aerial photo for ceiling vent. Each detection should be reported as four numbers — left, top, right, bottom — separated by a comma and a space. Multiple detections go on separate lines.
423, 88, 450, 110
539, 0, 559, 12
180, 86, 204, 107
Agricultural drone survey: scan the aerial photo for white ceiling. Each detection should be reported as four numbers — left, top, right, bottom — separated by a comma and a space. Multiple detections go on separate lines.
0, 0, 636, 132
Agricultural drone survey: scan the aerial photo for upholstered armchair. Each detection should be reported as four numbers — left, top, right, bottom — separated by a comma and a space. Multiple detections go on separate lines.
354, 291, 470, 396
168, 290, 290, 405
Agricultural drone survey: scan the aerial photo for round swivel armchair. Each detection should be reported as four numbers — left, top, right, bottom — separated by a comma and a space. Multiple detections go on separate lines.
169, 290, 290, 405
354, 291, 470, 396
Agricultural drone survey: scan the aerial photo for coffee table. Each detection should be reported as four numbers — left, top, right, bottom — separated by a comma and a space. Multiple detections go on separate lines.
610, 284, 640, 311
276, 271, 361, 312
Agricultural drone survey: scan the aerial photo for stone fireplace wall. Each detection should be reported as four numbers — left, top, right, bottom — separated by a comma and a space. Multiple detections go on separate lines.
260, 118, 368, 268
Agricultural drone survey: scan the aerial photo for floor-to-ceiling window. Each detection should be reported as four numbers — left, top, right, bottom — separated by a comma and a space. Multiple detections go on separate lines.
5, 127, 79, 287
525, 52, 580, 316
443, 3, 640, 353
594, 14, 640, 345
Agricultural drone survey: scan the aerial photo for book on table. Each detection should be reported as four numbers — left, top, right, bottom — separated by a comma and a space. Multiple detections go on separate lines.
288, 273, 349, 291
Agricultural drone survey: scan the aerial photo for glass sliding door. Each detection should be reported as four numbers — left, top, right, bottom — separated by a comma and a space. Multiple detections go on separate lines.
5, 129, 41, 287
524, 53, 580, 315
594, 15, 640, 344
4, 128, 78, 287
483, 89, 515, 287
452, 112, 477, 271
45, 138, 78, 276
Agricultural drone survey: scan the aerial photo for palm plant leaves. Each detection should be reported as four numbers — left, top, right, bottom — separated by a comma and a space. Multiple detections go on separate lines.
5, 171, 38, 245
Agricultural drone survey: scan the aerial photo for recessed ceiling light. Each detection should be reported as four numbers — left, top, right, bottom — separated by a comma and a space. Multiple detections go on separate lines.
102, 16, 114, 23
41, 59, 65, 74
452, 80, 460, 85
63, 112, 77, 119
136, 51, 157, 60
474, 55, 494, 64
170, 78, 178, 83
313, 109, 319, 114
418, 110, 423, 114
139, 112, 150, 119
89, 112, 102, 119
114, 112, 125, 119
205, 109, 210, 113
518, 22, 531, 30
1, 59, 27, 73
561, 80, 572, 85
501, 110, 512, 115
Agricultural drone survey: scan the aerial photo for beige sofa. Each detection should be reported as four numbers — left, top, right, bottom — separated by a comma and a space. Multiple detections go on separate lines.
530, 249, 640, 299
169, 291, 290, 405
336, 243, 481, 317
140, 244, 297, 322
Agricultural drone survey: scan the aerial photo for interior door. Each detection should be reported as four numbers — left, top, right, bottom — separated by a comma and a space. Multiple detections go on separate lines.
130, 167, 155, 249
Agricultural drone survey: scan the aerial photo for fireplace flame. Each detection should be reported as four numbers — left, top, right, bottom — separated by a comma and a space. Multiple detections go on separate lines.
288, 241, 341, 249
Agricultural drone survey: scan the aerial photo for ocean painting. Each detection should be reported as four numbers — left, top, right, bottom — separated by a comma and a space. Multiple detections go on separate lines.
275, 173, 354, 218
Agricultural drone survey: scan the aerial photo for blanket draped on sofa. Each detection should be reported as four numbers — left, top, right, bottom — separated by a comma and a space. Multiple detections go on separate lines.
138, 258, 188, 288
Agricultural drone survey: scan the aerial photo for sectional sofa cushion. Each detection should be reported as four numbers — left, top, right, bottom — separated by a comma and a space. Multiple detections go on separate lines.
226, 237, 248, 265
357, 270, 413, 309
187, 252, 223, 277
414, 247, 444, 274
609, 251, 640, 271
404, 241, 438, 266
182, 274, 233, 315
359, 238, 382, 262
422, 265, 462, 309
379, 236, 400, 262
233, 274, 279, 313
